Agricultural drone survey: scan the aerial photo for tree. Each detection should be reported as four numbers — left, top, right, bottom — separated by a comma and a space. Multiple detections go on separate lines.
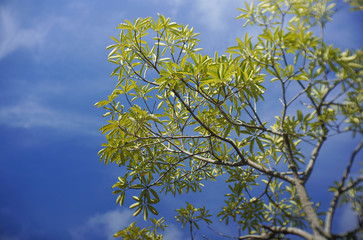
95, 0, 363, 239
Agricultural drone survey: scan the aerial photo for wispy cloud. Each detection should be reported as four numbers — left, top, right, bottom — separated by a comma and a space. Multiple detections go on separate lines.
69, 208, 185, 240
192, 0, 243, 30
0, 95, 99, 135
153, 0, 185, 17
152, 0, 244, 31
0, 7, 50, 60
337, 204, 359, 233
70, 209, 133, 240
163, 224, 184, 240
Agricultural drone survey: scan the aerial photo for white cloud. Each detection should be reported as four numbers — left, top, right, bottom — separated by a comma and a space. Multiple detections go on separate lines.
154, 0, 185, 17
193, 0, 243, 30
0, 95, 99, 135
70, 208, 185, 240
0, 7, 50, 60
163, 224, 184, 240
338, 204, 359, 233
70, 209, 133, 240
152, 0, 245, 32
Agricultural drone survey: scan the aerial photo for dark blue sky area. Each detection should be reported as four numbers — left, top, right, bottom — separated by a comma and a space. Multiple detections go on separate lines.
0, 0, 362, 239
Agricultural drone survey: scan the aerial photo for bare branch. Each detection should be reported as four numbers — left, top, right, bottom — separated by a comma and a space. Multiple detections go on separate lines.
207, 226, 274, 240
262, 225, 313, 239
286, 82, 311, 108
340, 175, 363, 193
325, 140, 363, 234
302, 135, 327, 183
246, 160, 295, 183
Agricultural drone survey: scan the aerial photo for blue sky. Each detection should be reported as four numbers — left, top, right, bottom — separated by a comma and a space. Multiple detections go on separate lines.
0, 0, 362, 239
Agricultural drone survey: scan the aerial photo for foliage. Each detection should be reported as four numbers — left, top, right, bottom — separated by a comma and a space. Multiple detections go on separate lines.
96, 0, 363, 239
113, 218, 167, 240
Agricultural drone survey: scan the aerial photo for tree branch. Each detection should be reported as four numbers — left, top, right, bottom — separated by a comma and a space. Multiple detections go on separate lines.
331, 227, 361, 239
262, 225, 313, 239
302, 134, 327, 183
207, 226, 274, 240
325, 140, 363, 234
246, 159, 295, 183
172, 89, 248, 164
281, 133, 326, 238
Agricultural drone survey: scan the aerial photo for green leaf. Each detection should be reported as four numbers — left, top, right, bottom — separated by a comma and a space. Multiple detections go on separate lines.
94, 100, 109, 108
147, 204, 159, 215
98, 5, 363, 238
297, 110, 303, 122
149, 188, 160, 201
133, 206, 143, 217
143, 207, 149, 221
130, 202, 141, 209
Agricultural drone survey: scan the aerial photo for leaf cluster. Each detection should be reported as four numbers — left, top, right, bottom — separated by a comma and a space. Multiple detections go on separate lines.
96, 0, 363, 239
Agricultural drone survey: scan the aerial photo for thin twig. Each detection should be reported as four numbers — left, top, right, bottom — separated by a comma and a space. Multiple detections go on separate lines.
325, 140, 363, 234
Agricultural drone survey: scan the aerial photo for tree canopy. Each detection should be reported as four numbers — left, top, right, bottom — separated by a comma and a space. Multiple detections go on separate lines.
96, 0, 363, 239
